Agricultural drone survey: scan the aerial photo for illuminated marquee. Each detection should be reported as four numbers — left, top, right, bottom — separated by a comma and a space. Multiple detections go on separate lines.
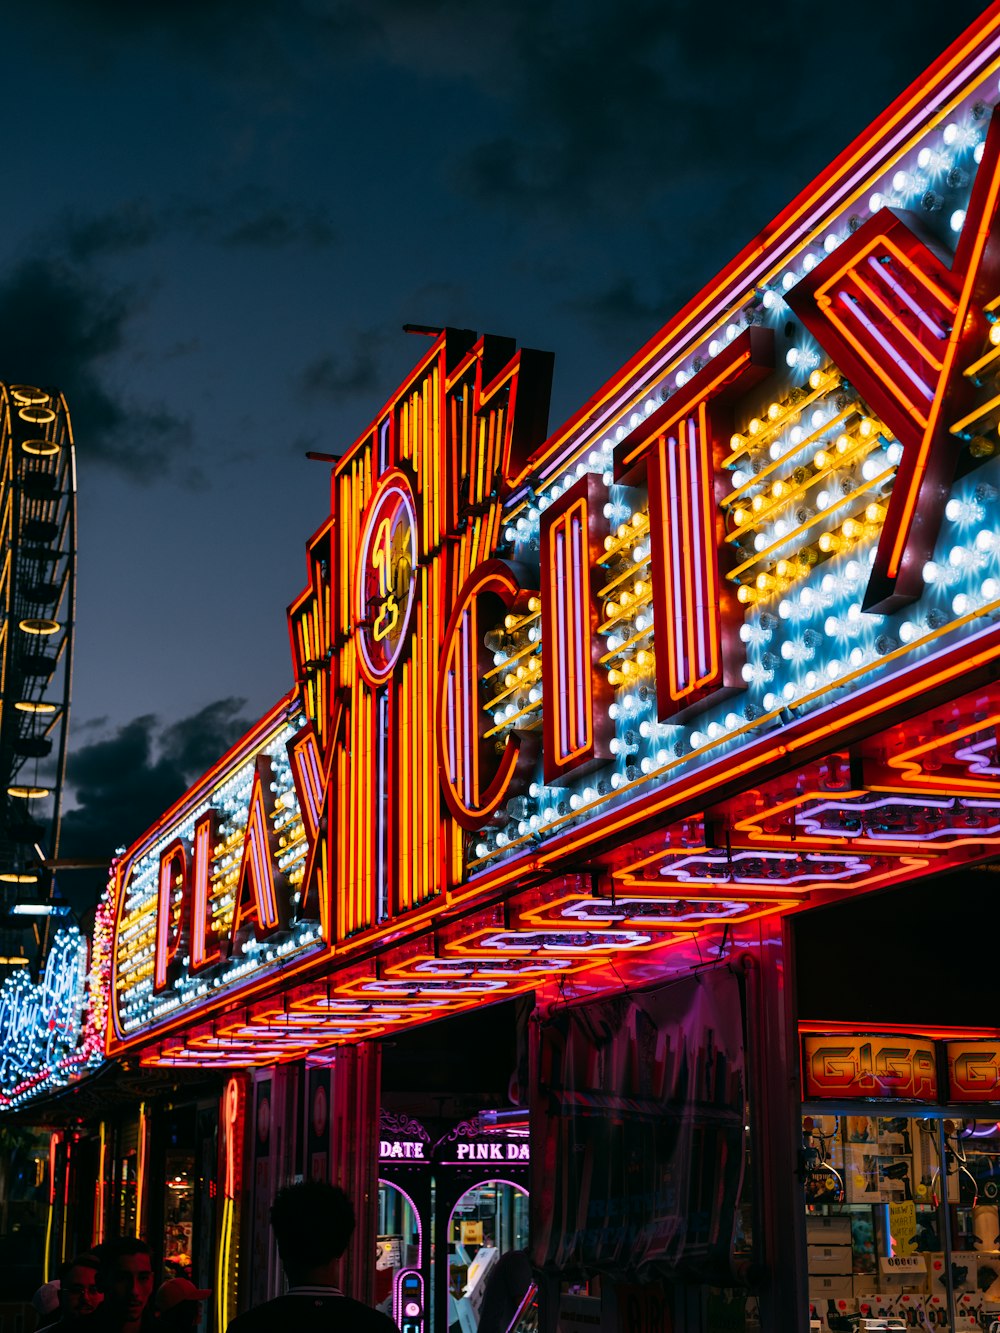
0, 926, 102, 1109
110, 10, 1000, 1064
802, 1033, 938, 1101
109, 702, 327, 1049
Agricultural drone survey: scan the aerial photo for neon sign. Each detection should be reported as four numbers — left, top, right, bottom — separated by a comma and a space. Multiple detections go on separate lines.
802, 1033, 938, 1101
0, 926, 103, 1108
357, 470, 418, 686
108, 703, 326, 1052
108, 10, 1000, 1065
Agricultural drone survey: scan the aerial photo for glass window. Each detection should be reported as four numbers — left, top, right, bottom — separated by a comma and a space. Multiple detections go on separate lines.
804, 1112, 1000, 1330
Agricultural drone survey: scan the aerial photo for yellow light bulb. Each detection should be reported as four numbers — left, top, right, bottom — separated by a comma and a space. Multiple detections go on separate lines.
767, 402, 781, 421
991, 322, 1000, 346
730, 432, 746, 451
748, 417, 762, 436
814, 450, 829, 470
734, 507, 749, 527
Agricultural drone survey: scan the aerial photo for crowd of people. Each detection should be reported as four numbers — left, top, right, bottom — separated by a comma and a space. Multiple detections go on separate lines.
31, 1183, 398, 1333
32, 1243, 210, 1333
32, 1243, 209, 1333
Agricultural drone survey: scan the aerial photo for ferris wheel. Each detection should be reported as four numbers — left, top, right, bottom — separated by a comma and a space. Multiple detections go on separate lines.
0, 384, 76, 917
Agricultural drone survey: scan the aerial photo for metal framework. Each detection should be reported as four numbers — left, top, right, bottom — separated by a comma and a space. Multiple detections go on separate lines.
0, 384, 76, 931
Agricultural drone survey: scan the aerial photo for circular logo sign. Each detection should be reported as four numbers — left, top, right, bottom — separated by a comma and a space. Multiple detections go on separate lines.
356, 469, 418, 686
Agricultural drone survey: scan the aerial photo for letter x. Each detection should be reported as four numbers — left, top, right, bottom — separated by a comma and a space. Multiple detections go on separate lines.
787, 109, 1000, 611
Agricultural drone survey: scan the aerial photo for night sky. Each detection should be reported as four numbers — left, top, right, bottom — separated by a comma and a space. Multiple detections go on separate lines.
5, 0, 989, 908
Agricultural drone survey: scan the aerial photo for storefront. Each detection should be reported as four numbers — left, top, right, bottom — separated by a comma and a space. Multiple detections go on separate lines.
377, 1109, 529, 1333
794, 870, 1000, 1331
81, 8, 1000, 1330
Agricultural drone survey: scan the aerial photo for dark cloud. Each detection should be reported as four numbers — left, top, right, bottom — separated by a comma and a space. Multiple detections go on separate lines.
218, 208, 335, 249
449, 0, 992, 220
59, 698, 252, 911
561, 275, 668, 339
54, 194, 336, 260
300, 329, 388, 400
0, 257, 193, 483
60, 203, 159, 264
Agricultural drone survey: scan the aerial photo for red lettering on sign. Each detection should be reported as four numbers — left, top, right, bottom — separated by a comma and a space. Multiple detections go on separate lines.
787, 110, 1000, 611
614, 328, 774, 719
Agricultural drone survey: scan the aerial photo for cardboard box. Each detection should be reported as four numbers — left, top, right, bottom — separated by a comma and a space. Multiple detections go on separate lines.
845, 1143, 913, 1203
923, 1291, 951, 1329
809, 1275, 854, 1300
955, 1292, 983, 1330
808, 1244, 853, 1275
806, 1215, 853, 1246
926, 1252, 948, 1294
854, 1291, 895, 1319
979, 1254, 1000, 1300
809, 1295, 856, 1330
893, 1293, 928, 1327
950, 1252, 979, 1295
